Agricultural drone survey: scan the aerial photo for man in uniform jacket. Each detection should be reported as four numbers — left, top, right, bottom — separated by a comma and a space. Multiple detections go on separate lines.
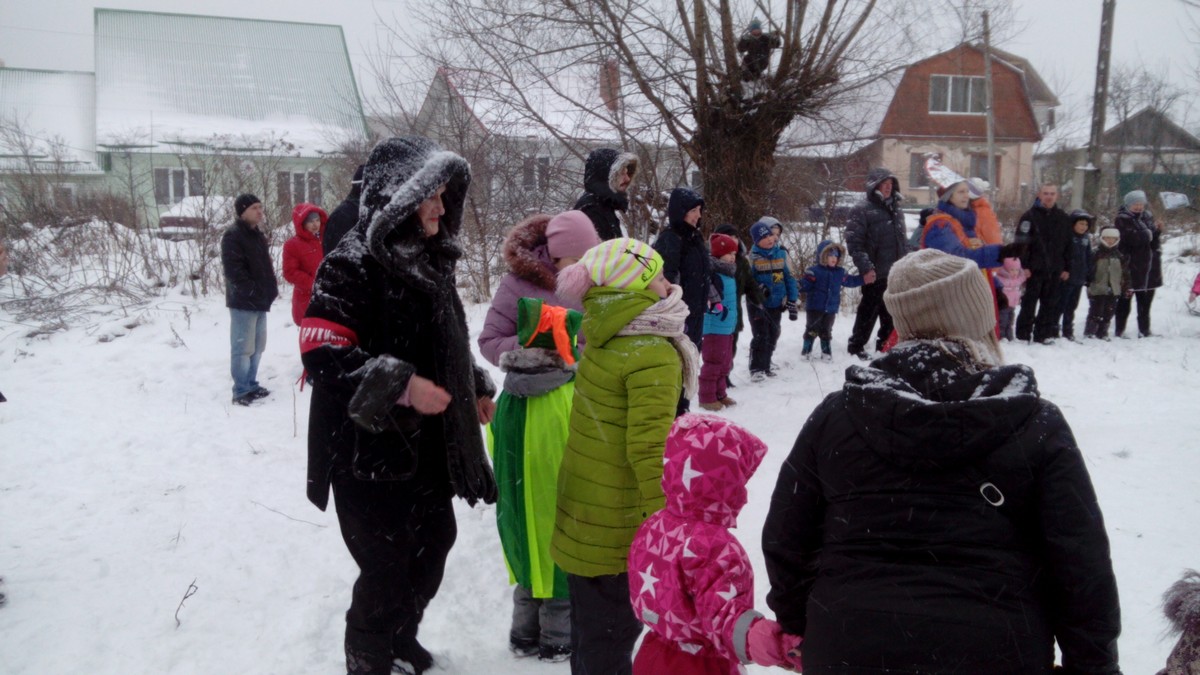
574, 148, 637, 241
1017, 183, 1074, 343
844, 167, 902, 358
220, 193, 278, 405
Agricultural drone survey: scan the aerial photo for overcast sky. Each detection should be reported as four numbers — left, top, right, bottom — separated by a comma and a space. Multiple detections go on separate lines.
2, 0, 1197, 133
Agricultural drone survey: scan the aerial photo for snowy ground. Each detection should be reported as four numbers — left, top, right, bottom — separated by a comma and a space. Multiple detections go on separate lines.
2, 236, 1199, 674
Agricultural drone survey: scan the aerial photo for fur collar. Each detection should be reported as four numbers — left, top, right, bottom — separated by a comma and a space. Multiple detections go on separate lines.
502, 214, 557, 291
499, 347, 575, 374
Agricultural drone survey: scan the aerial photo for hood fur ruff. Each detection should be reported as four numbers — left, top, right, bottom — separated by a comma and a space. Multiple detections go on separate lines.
1164, 570, 1200, 634
502, 214, 557, 291
359, 137, 471, 290
498, 347, 575, 374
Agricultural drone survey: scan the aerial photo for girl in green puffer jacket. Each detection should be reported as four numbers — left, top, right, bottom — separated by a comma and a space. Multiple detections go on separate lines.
551, 237, 699, 675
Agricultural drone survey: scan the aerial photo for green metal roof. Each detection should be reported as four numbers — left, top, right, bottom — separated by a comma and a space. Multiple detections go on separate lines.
94, 8, 367, 154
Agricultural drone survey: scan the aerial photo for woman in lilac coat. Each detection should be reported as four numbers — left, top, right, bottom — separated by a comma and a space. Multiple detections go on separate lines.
478, 210, 599, 366
477, 209, 599, 661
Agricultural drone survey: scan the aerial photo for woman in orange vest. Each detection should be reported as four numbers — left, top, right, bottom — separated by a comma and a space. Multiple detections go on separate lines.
921, 181, 1023, 267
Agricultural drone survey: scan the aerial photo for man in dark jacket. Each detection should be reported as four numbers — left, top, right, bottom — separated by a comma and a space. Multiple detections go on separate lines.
574, 148, 637, 240
763, 249, 1122, 674
653, 187, 709, 347
321, 164, 364, 254
844, 167, 901, 359
1017, 183, 1074, 343
220, 193, 278, 405
301, 137, 497, 675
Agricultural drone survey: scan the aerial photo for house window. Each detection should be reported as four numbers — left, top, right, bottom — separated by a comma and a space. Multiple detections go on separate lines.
277, 170, 322, 206
154, 168, 205, 205
929, 75, 986, 114
52, 183, 76, 208
970, 154, 1000, 185
909, 154, 930, 188
523, 156, 551, 191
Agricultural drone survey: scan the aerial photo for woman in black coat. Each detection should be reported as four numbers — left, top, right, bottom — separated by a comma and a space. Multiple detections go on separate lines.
301, 136, 497, 675
1113, 190, 1162, 338
763, 249, 1122, 675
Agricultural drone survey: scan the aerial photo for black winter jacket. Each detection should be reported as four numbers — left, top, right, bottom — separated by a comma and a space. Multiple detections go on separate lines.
1019, 202, 1073, 277
844, 171, 908, 278
1115, 207, 1161, 291
574, 148, 637, 241
654, 188, 710, 343
220, 219, 278, 312
321, 191, 361, 255
302, 137, 496, 511
763, 341, 1122, 675
1066, 232, 1094, 287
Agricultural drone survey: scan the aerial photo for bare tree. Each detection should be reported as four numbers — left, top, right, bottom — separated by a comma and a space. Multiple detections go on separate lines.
1104, 64, 1187, 206
382, 0, 929, 237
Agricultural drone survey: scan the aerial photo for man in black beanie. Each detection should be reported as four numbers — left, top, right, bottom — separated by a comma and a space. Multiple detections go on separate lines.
221, 193, 278, 405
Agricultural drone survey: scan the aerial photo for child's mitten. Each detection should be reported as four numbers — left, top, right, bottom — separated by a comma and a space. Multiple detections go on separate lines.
745, 618, 803, 668
786, 300, 799, 321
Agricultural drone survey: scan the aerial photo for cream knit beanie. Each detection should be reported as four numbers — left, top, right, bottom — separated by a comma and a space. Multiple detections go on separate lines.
884, 249, 1002, 363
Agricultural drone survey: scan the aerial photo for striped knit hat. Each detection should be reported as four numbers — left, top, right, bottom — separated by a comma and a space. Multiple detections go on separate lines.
884, 249, 1002, 364
555, 237, 664, 302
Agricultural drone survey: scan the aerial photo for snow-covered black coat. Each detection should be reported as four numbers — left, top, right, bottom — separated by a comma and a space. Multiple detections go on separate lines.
1019, 201, 1073, 278
844, 168, 909, 279
302, 137, 496, 511
654, 187, 710, 343
573, 148, 637, 241
220, 218, 278, 312
763, 341, 1122, 675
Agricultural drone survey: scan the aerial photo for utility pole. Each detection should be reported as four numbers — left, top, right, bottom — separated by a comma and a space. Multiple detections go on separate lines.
982, 11, 997, 202
1084, 0, 1117, 213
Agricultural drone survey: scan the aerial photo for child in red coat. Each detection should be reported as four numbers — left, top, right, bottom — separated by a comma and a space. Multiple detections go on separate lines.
282, 203, 327, 325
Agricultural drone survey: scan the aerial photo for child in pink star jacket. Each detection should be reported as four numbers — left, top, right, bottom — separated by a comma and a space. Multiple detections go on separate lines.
628, 414, 801, 674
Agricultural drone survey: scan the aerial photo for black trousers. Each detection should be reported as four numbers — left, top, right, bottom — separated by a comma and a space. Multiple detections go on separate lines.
568, 573, 642, 675
1085, 295, 1119, 337
848, 279, 892, 353
332, 473, 456, 673
749, 305, 784, 374
1115, 289, 1156, 336
1016, 274, 1062, 341
1057, 284, 1085, 338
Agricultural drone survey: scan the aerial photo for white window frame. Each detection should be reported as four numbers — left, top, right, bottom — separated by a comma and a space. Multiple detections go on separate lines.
929, 74, 986, 115
154, 167, 204, 205
277, 169, 322, 205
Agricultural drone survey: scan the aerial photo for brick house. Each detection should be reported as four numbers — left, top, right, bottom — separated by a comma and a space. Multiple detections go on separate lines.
787, 43, 1056, 207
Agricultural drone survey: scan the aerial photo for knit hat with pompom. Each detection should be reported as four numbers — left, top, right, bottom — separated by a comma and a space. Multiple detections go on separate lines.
556, 237, 663, 302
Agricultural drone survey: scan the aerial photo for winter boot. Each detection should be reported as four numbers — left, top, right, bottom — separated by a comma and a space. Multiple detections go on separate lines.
699, 400, 725, 411
719, 396, 737, 407
393, 629, 434, 674
750, 371, 767, 383
539, 644, 572, 663
508, 636, 538, 658
801, 337, 814, 359
819, 339, 832, 362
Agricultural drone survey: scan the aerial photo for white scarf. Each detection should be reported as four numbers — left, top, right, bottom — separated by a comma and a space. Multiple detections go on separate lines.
615, 284, 700, 401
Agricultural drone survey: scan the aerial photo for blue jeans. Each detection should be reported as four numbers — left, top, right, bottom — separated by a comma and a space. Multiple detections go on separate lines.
230, 309, 267, 398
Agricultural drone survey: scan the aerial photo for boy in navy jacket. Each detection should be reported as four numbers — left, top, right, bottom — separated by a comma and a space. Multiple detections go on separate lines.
799, 240, 872, 360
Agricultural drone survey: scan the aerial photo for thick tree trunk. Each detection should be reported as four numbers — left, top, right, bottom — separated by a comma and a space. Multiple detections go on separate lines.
693, 116, 782, 240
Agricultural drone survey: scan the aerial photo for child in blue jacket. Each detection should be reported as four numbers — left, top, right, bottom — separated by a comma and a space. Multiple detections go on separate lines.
748, 217, 799, 381
800, 240, 869, 360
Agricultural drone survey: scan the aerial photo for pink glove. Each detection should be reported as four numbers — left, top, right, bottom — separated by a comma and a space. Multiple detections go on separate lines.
746, 618, 802, 668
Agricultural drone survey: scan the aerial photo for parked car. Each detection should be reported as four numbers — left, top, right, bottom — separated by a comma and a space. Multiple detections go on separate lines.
806, 191, 860, 224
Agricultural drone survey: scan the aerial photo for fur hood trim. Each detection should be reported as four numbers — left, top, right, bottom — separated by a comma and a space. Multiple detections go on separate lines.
502, 214, 557, 291
499, 347, 575, 374
1164, 569, 1200, 634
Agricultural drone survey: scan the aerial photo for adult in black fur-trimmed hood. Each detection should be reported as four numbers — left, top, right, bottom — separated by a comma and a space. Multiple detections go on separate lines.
300, 136, 497, 675
574, 147, 638, 240
763, 249, 1122, 674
